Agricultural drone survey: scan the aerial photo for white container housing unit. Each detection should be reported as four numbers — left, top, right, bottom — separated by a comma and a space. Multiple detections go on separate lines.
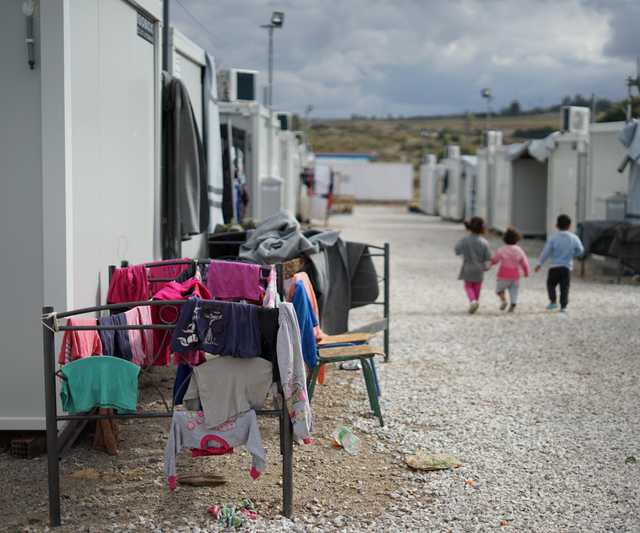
441, 145, 465, 221
218, 96, 283, 221
461, 156, 478, 219
492, 143, 549, 236
0, 0, 164, 429
419, 154, 439, 215
473, 130, 503, 226
316, 159, 413, 202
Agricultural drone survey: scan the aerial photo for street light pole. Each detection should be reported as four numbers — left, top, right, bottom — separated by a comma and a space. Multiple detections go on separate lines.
261, 12, 284, 180
267, 24, 274, 178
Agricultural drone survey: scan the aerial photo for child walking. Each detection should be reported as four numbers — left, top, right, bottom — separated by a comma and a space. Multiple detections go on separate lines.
454, 217, 492, 314
534, 214, 584, 313
490, 227, 529, 312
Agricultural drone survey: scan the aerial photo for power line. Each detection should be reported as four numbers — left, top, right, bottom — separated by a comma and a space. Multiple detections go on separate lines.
173, 0, 218, 51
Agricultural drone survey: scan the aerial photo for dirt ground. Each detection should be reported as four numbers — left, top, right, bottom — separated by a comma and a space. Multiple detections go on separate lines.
0, 358, 424, 532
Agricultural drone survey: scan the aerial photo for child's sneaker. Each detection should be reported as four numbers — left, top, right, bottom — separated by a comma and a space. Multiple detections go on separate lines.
546, 302, 558, 311
469, 301, 479, 314
500, 301, 508, 311
508, 304, 516, 313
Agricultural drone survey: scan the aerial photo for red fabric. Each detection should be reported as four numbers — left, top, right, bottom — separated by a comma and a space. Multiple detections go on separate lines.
58, 317, 103, 365
150, 279, 211, 366
491, 245, 530, 280
106, 265, 149, 303
191, 434, 234, 457
147, 259, 191, 296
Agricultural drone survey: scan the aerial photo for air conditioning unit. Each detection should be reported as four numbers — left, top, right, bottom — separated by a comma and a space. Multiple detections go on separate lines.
216, 68, 258, 102
447, 145, 461, 159
277, 112, 292, 131
561, 106, 590, 135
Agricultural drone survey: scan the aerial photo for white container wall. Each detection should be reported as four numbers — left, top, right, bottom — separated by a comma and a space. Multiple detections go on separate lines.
419, 154, 439, 214
0, 0, 163, 429
441, 147, 465, 221
546, 133, 588, 235
317, 160, 413, 201
461, 156, 478, 220
585, 122, 629, 221
475, 148, 492, 223
219, 101, 283, 221
279, 130, 301, 215
171, 29, 208, 258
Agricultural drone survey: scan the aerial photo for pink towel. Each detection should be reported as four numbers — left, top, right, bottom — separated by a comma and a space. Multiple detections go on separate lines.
206, 260, 264, 302
58, 317, 103, 365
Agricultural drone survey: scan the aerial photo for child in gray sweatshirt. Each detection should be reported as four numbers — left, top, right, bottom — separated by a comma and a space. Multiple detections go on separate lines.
454, 217, 492, 314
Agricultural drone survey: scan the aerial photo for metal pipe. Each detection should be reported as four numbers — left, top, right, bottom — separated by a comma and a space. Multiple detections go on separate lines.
58, 324, 174, 332
58, 409, 281, 421
383, 242, 390, 362
162, 0, 170, 72
43, 306, 61, 527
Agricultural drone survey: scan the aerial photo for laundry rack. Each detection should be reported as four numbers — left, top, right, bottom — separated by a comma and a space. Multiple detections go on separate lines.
207, 239, 391, 361
42, 264, 294, 528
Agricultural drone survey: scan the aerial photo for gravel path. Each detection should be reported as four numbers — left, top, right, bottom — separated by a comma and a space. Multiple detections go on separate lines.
2, 205, 639, 532
333, 205, 640, 532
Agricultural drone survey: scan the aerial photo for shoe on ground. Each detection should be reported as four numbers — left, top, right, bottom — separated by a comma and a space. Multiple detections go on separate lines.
560, 308, 568, 314
469, 301, 479, 314
546, 303, 558, 311
508, 304, 516, 313
500, 301, 508, 311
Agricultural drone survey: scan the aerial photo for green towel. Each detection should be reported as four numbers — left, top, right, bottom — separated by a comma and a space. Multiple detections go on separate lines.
60, 356, 140, 414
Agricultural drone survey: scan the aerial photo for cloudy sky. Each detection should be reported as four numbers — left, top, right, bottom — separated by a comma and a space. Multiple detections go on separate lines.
173, 0, 639, 118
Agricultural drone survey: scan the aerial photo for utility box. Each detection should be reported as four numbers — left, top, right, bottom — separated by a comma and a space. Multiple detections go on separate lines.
606, 194, 627, 222
260, 176, 284, 220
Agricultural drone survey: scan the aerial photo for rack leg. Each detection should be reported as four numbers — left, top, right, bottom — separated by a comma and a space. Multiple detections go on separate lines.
281, 405, 293, 518
43, 306, 61, 527
383, 242, 390, 362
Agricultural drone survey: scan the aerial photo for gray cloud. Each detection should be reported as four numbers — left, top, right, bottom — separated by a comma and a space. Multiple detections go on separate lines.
173, 0, 636, 117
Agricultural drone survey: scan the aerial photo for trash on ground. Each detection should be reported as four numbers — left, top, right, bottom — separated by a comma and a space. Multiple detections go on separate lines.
331, 426, 361, 455
207, 498, 257, 529
339, 361, 361, 371
177, 473, 226, 487
405, 451, 462, 471
464, 478, 481, 489
625, 455, 637, 464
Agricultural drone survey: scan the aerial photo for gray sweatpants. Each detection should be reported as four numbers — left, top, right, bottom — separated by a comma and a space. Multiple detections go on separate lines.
496, 279, 520, 304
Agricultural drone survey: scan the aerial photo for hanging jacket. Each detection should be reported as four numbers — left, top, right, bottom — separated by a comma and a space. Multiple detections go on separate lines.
162, 74, 209, 258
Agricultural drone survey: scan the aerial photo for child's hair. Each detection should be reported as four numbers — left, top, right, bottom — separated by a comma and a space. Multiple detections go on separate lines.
464, 216, 486, 235
503, 227, 522, 245
556, 214, 571, 230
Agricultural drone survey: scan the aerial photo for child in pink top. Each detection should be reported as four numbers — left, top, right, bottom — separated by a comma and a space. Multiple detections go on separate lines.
490, 227, 529, 312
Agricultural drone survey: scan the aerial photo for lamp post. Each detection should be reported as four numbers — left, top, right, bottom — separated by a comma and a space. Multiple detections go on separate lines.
261, 11, 284, 179
481, 88, 492, 137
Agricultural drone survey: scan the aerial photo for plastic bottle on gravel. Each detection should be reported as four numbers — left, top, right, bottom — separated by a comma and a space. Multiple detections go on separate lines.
332, 427, 360, 455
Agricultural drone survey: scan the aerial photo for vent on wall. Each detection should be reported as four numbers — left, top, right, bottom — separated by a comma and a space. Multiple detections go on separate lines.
277, 112, 292, 131
561, 106, 590, 135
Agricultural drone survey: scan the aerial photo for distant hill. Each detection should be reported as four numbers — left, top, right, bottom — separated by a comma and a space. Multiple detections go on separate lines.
308, 112, 561, 170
